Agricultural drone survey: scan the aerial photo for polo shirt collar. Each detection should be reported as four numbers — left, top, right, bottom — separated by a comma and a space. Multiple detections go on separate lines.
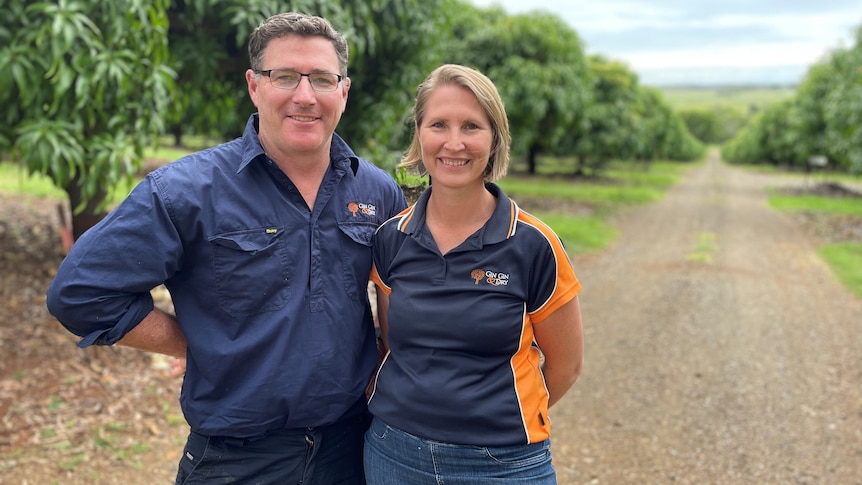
399, 182, 519, 246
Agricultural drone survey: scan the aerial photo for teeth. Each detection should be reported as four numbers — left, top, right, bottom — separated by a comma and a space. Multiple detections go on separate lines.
442, 159, 468, 166
292, 116, 316, 122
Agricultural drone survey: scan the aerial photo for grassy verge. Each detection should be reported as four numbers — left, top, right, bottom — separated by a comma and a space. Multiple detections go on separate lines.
768, 185, 862, 297
531, 213, 618, 254
768, 194, 862, 216
818, 244, 862, 298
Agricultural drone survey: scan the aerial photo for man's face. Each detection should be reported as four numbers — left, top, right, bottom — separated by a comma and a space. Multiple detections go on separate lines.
247, 34, 350, 162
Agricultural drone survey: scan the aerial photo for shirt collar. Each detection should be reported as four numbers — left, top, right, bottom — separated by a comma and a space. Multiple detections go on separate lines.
398, 182, 519, 246
237, 113, 360, 176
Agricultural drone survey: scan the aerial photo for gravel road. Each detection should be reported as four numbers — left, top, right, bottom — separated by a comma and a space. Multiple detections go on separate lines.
549, 151, 862, 484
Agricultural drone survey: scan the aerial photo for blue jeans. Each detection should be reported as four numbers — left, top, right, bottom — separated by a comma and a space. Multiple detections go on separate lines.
364, 417, 556, 484
176, 411, 370, 484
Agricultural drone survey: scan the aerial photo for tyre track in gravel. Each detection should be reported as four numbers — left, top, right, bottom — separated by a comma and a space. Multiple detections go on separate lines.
549, 150, 862, 484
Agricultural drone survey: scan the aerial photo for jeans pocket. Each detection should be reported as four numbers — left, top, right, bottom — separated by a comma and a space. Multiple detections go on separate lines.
484, 440, 551, 468
176, 432, 216, 484
367, 416, 391, 440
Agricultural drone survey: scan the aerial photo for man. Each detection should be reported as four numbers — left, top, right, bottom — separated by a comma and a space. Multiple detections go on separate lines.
46, 12, 407, 483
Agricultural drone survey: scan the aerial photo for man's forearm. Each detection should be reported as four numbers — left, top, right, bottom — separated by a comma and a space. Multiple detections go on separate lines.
117, 308, 187, 358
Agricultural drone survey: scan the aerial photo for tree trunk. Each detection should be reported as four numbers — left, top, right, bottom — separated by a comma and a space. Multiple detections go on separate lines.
527, 143, 538, 174
171, 124, 183, 147
574, 155, 587, 177
64, 172, 109, 241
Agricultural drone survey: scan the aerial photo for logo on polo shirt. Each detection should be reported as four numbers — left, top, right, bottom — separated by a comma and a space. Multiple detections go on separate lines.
347, 201, 378, 217
471, 268, 510, 286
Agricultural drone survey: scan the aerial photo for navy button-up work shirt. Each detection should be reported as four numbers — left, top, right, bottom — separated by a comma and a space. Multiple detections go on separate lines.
47, 114, 407, 437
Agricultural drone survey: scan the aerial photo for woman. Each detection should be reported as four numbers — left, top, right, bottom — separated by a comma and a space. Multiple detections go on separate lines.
365, 64, 584, 484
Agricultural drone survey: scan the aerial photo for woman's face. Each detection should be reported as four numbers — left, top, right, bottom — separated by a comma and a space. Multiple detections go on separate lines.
418, 84, 493, 190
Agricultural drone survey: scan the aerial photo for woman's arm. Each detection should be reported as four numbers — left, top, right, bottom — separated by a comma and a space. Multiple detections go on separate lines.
375, 285, 391, 352
533, 296, 584, 407
366, 285, 390, 399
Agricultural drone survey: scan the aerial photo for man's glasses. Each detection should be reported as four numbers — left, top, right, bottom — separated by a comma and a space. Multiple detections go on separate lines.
256, 68, 343, 92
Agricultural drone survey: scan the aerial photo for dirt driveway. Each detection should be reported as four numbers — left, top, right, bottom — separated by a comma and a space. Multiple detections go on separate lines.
2, 151, 861, 484
551, 151, 862, 484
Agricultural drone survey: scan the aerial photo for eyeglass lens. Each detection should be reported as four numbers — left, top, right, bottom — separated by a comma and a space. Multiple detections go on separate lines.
267, 69, 341, 91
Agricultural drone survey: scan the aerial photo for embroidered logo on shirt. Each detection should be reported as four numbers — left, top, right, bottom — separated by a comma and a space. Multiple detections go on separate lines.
347, 201, 378, 217
471, 268, 510, 286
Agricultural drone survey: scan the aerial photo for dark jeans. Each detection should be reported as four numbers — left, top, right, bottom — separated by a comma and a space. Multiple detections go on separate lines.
176, 412, 370, 484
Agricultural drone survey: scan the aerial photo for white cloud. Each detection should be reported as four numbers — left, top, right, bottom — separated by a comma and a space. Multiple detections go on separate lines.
624, 41, 834, 70
552, 3, 683, 32
470, 0, 860, 84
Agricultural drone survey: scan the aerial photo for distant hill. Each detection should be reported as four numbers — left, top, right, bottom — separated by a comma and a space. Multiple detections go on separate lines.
658, 85, 796, 112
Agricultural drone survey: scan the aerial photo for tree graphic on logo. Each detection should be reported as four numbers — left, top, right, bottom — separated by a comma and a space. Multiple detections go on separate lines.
471, 268, 485, 284
347, 202, 359, 217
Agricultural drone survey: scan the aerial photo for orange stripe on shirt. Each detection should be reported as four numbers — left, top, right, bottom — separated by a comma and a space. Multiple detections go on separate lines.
511, 308, 552, 443
370, 264, 391, 295
516, 210, 581, 323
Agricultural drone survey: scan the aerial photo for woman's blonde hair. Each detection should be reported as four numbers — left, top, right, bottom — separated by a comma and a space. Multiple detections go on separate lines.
399, 64, 510, 182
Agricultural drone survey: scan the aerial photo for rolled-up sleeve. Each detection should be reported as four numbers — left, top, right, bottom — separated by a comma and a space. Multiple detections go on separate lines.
46, 175, 181, 347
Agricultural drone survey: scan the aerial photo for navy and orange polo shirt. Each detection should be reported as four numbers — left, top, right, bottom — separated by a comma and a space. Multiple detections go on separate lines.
369, 182, 581, 446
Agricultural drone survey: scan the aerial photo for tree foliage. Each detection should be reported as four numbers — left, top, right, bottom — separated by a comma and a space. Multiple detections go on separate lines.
563, 56, 703, 174
678, 106, 748, 145
723, 25, 862, 173
337, 0, 454, 170
1, 0, 719, 239
449, 7, 592, 173
0, 0, 175, 238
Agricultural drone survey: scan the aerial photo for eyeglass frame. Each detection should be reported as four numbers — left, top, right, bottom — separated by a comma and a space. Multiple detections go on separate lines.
255, 68, 345, 92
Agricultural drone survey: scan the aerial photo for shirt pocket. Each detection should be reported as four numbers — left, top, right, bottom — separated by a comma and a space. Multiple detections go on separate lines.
338, 220, 377, 246
337, 221, 377, 300
209, 228, 290, 316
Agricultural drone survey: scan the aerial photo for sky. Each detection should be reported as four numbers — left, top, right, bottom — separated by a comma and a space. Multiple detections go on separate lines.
470, 0, 861, 86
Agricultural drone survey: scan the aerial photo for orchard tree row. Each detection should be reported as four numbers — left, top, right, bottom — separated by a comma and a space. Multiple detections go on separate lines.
722, 26, 862, 174
0, 0, 702, 237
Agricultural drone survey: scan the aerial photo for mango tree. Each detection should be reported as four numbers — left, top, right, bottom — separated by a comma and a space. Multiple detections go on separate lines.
566, 56, 639, 174
724, 24, 861, 173
821, 26, 862, 173
451, 7, 592, 174
0, 0, 175, 239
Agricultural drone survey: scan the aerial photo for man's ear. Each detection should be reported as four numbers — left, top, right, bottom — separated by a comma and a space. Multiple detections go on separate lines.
246, 69, 260, 107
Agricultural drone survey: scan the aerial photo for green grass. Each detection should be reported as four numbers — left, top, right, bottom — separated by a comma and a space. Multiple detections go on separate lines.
768, 193, 862, 216
144, 145, 196, 163
767, 184, 862, 298
818, 243, 862, 297
500, 177, 657, 208
531, 212, 618, 254
499, 161, 689, 213
686, 232, 719, 263
0, 162, 65, 199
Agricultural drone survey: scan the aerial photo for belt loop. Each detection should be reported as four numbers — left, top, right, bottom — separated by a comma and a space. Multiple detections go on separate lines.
223, 436, 247, 447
